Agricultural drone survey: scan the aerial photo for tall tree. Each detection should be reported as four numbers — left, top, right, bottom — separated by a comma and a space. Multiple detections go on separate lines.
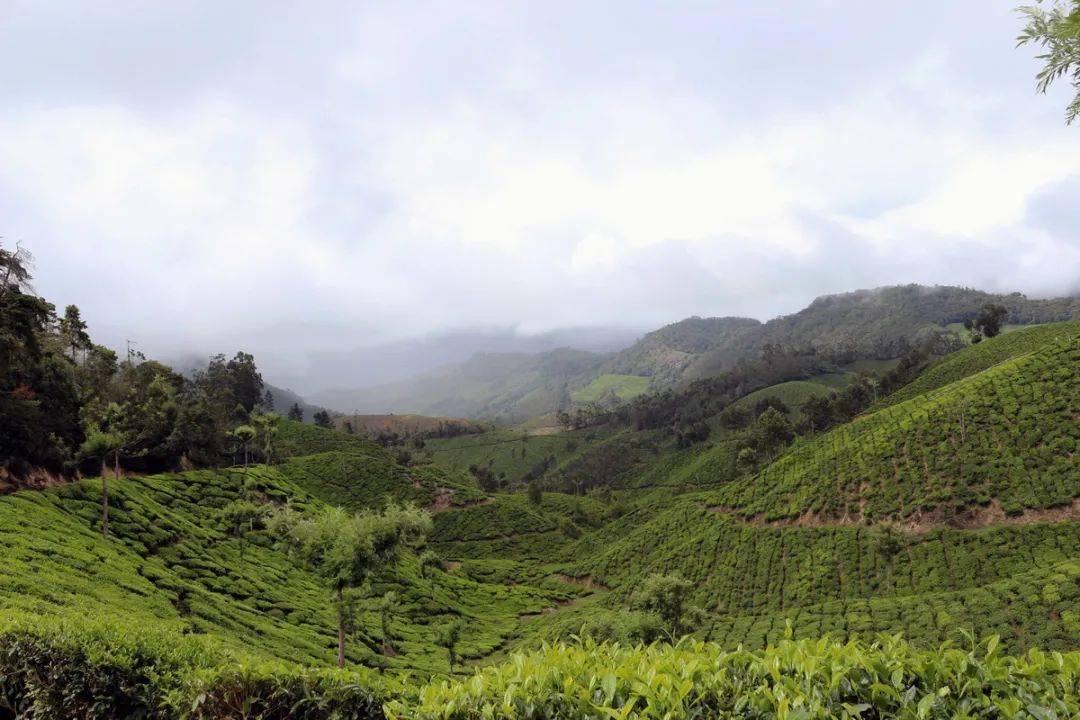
436, 618, 464, 673
218, 499, 266, 560
1018, 1, 1080, 123
253, 412, 281, 464
79, 403, 127, 536
231, 425, 257, 467
287, 403, 304, 422
59, 305, 90, 361
0, 240, 34, 298
270, 503, 431, 668
226, 352, 264, 414
974, 303, 1009, 338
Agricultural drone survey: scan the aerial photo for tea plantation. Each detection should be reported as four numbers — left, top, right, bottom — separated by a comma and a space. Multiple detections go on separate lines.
1, 322, 1077, 718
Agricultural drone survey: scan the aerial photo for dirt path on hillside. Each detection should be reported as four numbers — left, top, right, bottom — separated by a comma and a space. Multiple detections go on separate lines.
705, 498, 1080, 534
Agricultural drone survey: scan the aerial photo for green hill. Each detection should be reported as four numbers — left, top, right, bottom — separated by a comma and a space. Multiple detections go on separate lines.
0, 461, 570, 675
570, 373, 650, 403
878, 319, 1080, 408
2, 298, 1079, 716
701, 331, 1079, 522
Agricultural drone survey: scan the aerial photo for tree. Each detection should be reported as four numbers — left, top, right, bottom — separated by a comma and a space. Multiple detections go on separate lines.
527, 480, 543, 506
378, 591, 400, 655
436, 618, 464, 672
418, 549, 440, 599
262, 389, 275, 411
218, 499, 266, 560
312, 409, 334, 428
252, 412, 281, 464
632, 572, 709, 642
1018, 1, 1080, 124
230, 425, 257, 467
59, 305, 90, 361
974, 303, 1008, 338
225, 352, 264, 414
0, 240, 34, 298
270, 503, 431, 668
79, 404, 127, 536
287, 403, 304, 422
753, 407, 795, 453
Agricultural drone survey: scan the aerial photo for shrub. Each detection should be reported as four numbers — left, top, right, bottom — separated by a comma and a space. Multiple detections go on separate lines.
386, 635, 1079, 720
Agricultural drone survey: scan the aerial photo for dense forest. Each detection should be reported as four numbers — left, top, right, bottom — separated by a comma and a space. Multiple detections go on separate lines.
1, 243, 278, 484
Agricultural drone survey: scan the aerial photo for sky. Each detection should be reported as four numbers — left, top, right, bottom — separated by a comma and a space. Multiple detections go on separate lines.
1, 1, 1078, 393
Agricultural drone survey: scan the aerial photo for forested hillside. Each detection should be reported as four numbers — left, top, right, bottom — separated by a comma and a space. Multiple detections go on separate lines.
315, 284, 1080, 424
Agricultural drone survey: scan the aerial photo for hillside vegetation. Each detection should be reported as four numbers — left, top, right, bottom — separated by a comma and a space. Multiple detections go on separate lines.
0, 458, 569, 675
703, 331, 1078, 522
2, 248, 1079, 717
313, 285, 1080, 424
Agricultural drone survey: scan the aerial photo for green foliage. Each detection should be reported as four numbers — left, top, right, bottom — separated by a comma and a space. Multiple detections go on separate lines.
387, 635, 1079, 720
0, 613, 389, 720
272, 503, 431, 666
570, 374, 650, 404
558, 496, 1080, 650
1018, 0, 1080, 123
703, 334, 1079, 522
632, 573, 710, 641
879, 320, 1080, 408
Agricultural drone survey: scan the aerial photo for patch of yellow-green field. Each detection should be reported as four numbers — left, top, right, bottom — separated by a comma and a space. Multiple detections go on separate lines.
571, 374, 649, 403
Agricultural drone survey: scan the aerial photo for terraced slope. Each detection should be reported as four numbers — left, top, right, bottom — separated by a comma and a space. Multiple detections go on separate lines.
879, 319, 1080, 408
702, 333, 1078, 522
0, 463, 569, 674
548, 499, 1078, 648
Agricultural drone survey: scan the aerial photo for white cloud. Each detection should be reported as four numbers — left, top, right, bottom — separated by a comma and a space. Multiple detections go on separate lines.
0, 1, 1077, 391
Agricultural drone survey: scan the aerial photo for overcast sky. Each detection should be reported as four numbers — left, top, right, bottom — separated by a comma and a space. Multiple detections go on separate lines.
1, 1, 1078, 391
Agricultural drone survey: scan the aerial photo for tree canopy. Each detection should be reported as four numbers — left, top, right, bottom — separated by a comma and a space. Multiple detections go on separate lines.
1019, 0, 1080, 123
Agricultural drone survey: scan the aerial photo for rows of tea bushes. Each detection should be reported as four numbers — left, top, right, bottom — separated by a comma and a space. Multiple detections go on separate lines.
703, 559, 1079, 653
879, 320, 1080, 409
702, 336, 1079, 521
0, 466, 564, 673
571, 502, 1079, 615
0, 613, 390, 719
421, 428, 603, 484
433, 492, 602, 540
4, 613, 1075, 719
282, 450, 486, 511
525, 558, 1078, 655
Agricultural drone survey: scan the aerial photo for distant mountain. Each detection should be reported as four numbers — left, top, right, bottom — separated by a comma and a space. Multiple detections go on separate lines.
315, 285, 1080, 423
683, 285, 1080, 380
296, 326, 642, 393
262, 383, 327, 422
313, 347, 604, 423
601, 316, 762, 388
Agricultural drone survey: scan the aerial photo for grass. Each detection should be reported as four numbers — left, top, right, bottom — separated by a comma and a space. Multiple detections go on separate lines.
570, 374, 650, 403
728, 380, 833, 420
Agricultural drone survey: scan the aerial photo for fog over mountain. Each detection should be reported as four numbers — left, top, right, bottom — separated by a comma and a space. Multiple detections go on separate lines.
3, 1, 1080, 397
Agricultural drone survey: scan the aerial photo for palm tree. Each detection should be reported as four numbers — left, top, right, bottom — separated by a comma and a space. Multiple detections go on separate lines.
231, 425, 257, 467
79, 403, 127, 537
